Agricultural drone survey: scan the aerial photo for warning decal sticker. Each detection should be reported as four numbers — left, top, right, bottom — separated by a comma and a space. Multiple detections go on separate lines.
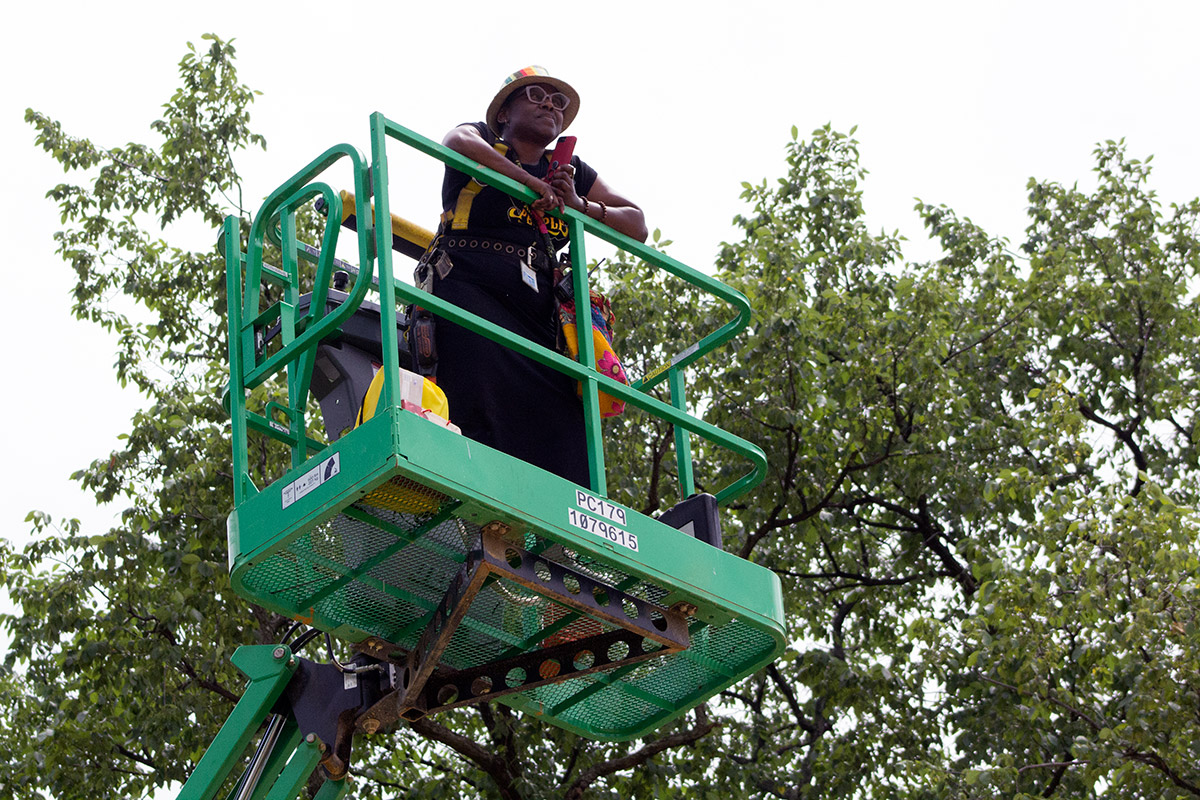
281, 453, 341, 510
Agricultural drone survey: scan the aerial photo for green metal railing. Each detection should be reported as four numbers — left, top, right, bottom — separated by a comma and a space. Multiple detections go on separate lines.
208, 115, 785, 760
225, 113, 766, 509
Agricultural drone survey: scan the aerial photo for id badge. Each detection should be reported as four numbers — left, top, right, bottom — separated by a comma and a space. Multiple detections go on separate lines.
521, 248, 539, 292
521, 262, 539, 291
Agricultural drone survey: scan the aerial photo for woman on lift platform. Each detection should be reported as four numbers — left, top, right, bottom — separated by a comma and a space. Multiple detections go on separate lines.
432, 66, 647, 487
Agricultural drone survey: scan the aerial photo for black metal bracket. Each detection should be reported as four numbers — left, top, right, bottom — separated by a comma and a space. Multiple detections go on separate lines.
352, 529, 690, 729
271, 654, 388, 780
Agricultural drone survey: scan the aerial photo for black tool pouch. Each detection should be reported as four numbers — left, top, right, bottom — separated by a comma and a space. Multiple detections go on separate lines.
409, 306, 437, 377
406, 233, 450, 378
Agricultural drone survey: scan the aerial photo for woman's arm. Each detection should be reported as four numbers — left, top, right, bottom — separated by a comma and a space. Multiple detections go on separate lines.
550, 171, 648, 243
442, 125, 560, 212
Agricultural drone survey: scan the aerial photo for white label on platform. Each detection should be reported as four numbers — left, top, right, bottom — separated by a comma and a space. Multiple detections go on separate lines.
567, 508, 638, 552
574, 490, 628, 526
281, 453, 340, 510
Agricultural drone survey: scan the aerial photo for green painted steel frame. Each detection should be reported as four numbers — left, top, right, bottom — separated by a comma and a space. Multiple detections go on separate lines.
219, 115, 786, 742
174, 645, 349, 800
227, 407, 785, 637
224, 117, 767, 508
226, 404, 786, 739
226, 144, 374, 501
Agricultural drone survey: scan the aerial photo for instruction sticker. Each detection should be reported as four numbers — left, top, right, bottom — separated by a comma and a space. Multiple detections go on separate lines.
281, 453, 340, 510
570, 491, 636, 551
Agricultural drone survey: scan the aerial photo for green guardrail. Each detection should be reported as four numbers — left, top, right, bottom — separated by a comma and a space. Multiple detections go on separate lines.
225, 113, 765, 512
212, 115, 783, 749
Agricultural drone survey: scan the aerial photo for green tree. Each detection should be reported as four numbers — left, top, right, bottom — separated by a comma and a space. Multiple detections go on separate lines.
8, 34, 1200, 800
3, 34, 269, 800
682, 129, 1200, 798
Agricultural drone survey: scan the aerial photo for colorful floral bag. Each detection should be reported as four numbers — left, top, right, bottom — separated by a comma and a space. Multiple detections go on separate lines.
557, 284, 628, 418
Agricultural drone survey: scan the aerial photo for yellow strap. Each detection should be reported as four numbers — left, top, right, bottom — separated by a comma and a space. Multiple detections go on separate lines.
449, 141, 509, 231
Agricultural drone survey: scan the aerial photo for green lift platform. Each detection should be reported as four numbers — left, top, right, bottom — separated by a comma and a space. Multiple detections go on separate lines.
178, 115, 785, 800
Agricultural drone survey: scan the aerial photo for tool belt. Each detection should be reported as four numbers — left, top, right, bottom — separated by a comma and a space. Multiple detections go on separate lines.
442, 236, 555, 272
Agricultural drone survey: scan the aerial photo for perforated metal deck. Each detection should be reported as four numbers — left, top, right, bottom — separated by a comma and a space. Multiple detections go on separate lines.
229, 407, 785, 740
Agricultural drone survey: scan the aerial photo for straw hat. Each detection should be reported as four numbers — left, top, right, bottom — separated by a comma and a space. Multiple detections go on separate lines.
486, 66, 580, 135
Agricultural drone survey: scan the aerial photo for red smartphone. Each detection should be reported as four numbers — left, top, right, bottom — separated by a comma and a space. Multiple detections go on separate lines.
547, 135, 577, 176
533, 136, 577, 232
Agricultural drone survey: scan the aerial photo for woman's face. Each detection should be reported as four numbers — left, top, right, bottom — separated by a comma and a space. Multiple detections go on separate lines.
498, 83, 564, 144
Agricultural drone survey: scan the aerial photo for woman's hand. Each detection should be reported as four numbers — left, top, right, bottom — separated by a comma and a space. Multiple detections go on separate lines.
548, 165, 581, 212
527, 175, 561, 213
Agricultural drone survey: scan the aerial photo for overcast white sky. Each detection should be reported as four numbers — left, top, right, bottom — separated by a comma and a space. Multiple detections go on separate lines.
2, 0, 1198, 556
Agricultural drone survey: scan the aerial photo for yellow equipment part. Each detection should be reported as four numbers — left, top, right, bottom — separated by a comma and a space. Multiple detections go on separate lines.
337, 190, 434, 262
355, 366, 449, 426
354, 368, 452, 516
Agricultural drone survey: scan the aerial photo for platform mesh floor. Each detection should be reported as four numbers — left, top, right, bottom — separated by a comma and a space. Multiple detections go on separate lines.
237, 475, 777, 737
502, 615, 774, 736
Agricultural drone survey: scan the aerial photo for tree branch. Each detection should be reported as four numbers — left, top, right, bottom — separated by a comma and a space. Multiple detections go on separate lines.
410, 716, 522, 800
1124, 748, 1200, 796
114, 743, 157, 770
772, 567, 951, 591
1076, 398, 1148, 496
563, 706, 719, 799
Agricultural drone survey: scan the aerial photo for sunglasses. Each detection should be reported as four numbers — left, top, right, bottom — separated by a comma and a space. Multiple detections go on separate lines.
522, 85, 570, 112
